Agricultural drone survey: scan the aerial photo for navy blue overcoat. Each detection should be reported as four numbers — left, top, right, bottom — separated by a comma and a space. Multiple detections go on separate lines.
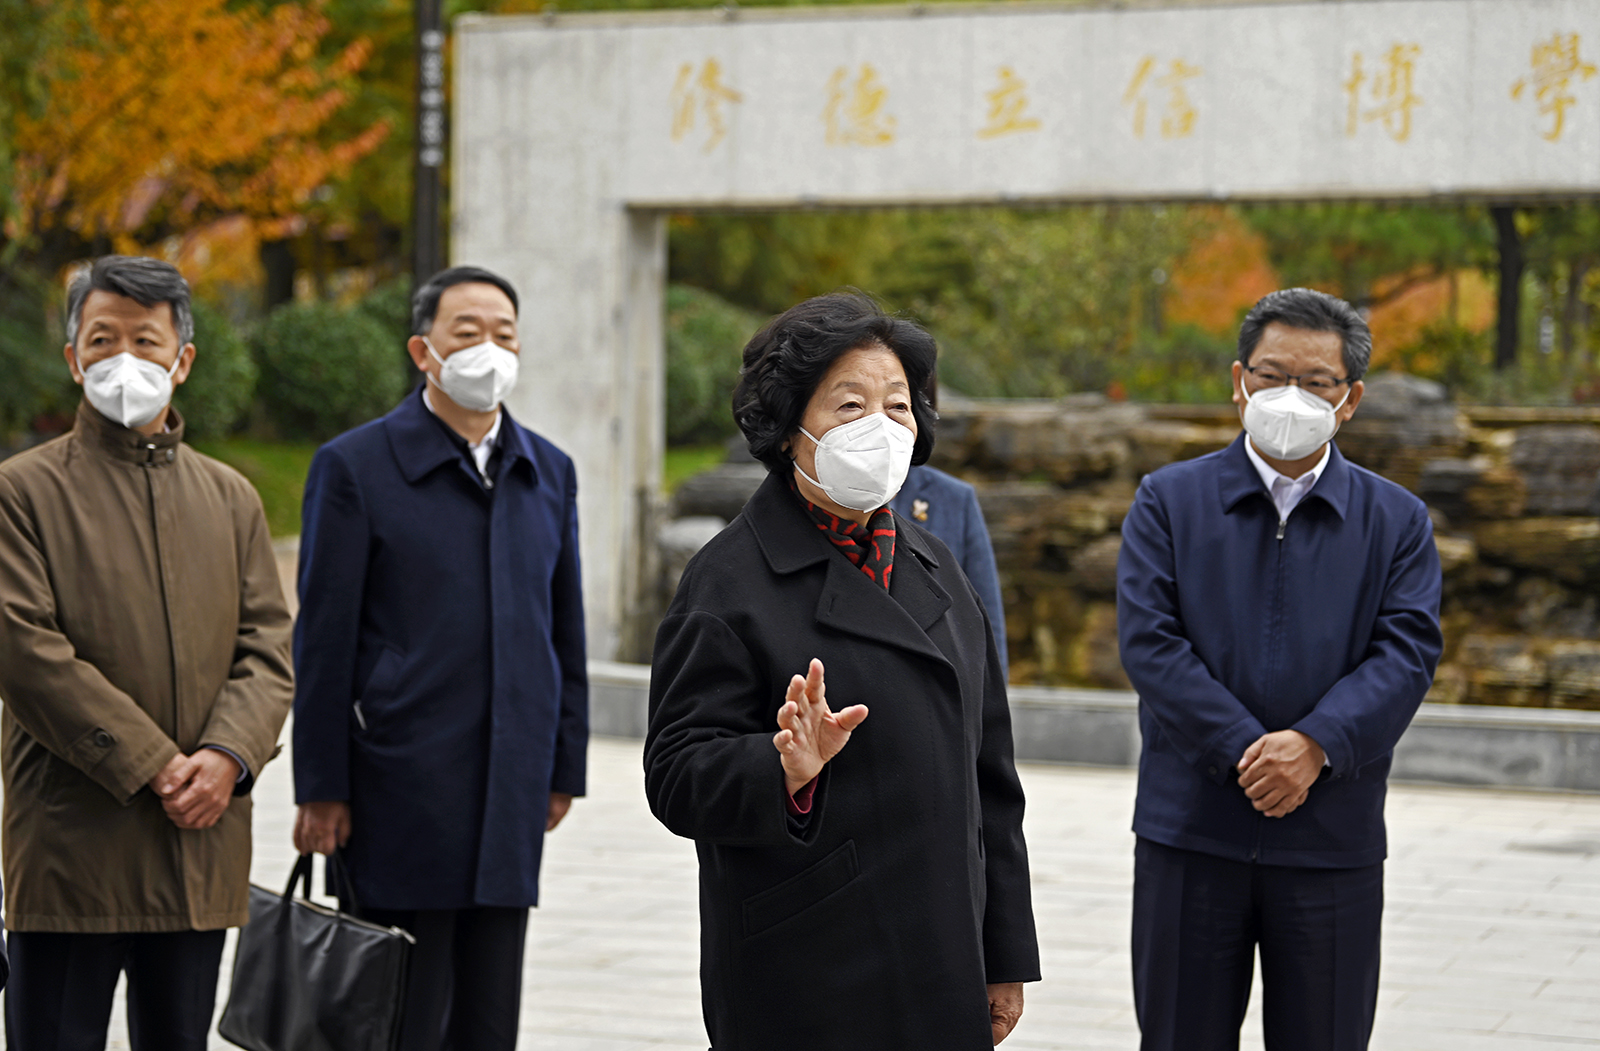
1116, 435, 1442, 868
890, 465, 1008, 672
292, 388, 588, 910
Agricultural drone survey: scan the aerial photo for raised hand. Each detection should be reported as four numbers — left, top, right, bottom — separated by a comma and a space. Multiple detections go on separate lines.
772, 658, 868, 795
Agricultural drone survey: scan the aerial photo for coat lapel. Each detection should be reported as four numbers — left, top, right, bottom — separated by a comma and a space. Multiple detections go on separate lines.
745, 472, 951, 668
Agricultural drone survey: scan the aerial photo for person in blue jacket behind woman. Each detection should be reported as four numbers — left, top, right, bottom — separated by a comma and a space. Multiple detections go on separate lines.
889, 375, 1009, 674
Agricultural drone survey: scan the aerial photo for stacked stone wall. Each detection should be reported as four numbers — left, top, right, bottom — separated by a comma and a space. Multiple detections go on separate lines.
663, 375, 1600, 708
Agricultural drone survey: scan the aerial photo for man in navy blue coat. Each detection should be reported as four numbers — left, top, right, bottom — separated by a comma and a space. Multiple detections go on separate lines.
292, 266, 588, 1051
1116, 288, 1442, 1051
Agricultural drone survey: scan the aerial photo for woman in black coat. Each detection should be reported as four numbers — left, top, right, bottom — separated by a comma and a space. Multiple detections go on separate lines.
645, 293, 1040, 1050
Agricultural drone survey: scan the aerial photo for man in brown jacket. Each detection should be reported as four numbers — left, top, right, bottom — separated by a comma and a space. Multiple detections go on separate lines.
0, 256, 293, 1050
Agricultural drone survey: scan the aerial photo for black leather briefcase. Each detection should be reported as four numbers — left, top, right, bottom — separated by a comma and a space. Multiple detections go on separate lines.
219, 851, 414, 1051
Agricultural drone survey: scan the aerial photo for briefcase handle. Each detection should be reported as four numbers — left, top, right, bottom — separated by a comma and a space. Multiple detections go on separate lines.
285, 849, 364, 915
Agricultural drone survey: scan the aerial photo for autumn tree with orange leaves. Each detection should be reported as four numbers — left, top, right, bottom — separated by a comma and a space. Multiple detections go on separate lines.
4, 0, 387, 277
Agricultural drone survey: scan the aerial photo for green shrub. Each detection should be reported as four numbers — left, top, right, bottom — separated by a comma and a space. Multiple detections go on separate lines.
355, 276, 414, 350
1119, 324, 1238, 403
0, 267, 74, 443
251, 300, 409, 441
178, 300, 258, 440
666, 284, 764, 446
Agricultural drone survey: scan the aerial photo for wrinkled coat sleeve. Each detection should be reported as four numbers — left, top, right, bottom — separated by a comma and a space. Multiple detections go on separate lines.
974, 620, 1038, 983
1292, 502, 1442, 776
645, 607, 824, 849
1117, 476, 1268, 781
0, 473, 179, 804
291, 445, 369, 804
548, 457, 588, 797
196, 483, 293, 792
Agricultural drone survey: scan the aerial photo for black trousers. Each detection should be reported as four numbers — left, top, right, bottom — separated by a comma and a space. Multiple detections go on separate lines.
358, 906, 529, 1051
1132, 837, 1384, 1051
4, 928, 226, 1051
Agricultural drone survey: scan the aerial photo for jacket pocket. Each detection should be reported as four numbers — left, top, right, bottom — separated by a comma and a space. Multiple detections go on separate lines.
741, 840, 860, 939
357, 645, 405, 715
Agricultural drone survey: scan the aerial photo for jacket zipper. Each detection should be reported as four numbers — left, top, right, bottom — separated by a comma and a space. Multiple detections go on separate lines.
1277, 517, 1286, 540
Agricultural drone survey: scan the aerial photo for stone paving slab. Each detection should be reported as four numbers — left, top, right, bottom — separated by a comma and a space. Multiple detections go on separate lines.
28, 734, 1600, 1050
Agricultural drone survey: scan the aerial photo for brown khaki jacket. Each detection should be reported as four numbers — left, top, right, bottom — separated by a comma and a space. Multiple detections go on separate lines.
0, 401, 293, 932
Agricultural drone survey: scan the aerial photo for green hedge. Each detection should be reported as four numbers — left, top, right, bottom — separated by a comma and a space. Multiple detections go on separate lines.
251, 300, 410, 441
666, 284, 764, 446
0, 268, 74, 442
178, 300, 258, 439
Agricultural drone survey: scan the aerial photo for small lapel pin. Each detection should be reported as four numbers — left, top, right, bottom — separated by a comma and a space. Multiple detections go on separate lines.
912, 499, 930, 522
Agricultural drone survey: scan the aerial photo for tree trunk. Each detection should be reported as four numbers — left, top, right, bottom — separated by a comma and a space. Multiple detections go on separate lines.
1492, 205, 1522, 371
260, 239, 296, 311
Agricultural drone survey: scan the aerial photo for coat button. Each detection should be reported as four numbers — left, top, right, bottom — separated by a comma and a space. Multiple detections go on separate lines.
166, 449, 175, 462
1208, 765, 1219, 776
93, 729, 114, 748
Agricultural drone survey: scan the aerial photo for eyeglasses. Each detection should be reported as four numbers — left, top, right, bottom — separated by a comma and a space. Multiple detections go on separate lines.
1242, 364, 1352, 395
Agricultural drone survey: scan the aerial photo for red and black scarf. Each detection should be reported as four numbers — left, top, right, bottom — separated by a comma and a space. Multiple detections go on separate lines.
790, 476, 896, 591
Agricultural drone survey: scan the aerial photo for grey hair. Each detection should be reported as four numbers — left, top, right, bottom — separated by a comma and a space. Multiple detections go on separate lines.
66, 256, 195, 347
1237, 287, 1372, 382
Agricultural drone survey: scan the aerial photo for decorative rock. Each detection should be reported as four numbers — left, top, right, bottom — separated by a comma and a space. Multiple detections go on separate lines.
1513, 577, 1599, 639
1070, 535, 1124, 597
1418, 457, 1526, 523
1128, 420, 1237, 476
670, 462, 767, 521
1433, 534, 1477, 576
1546, 641, 1600, 710
1473, 518, 1600, 584
935, 401, 1142, 484
1457, 634, 1547, 707
657, 516, 728, 597
1066, 602, 1132, 689
1508, 424, 1600, 516
1336, 372, 1469, 491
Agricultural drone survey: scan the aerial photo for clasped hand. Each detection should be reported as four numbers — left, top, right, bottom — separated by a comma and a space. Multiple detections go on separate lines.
149, 749, 240, 830
1237, 729, 1325, 818
772, 659, 868, 795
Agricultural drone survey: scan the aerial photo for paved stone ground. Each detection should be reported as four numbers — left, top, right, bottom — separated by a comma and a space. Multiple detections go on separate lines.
51, 735, 1600, 1049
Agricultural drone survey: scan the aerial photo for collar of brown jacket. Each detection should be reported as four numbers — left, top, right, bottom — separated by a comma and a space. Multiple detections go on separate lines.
73, 398, 186, 468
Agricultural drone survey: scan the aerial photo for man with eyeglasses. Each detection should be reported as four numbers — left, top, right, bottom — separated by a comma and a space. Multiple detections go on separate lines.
1116, 288, 1443, 1051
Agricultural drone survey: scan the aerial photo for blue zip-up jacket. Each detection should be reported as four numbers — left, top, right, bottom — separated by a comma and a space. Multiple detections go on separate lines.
1116, 434, 1442, 868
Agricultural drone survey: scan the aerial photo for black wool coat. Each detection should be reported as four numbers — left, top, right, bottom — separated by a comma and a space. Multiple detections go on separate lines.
646, 472, 1040, 1051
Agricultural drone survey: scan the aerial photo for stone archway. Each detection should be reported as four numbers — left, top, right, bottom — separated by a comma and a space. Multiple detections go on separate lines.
452, 0, 1600, 659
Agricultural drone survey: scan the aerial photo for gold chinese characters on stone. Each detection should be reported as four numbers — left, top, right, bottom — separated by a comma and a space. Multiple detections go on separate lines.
671, 58, 743, 153
1511, 32, 1597, 142
977, 66, 1042, 139
824, 64, 897, 147
1122, 55, 1202, 139
1345, 43, 1423, 142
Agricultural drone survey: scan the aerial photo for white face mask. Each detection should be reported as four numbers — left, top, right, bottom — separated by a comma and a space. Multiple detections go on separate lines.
425, 336, 519, 413
795, 412, 916, 512
1240, 381, 1350, 462
78, 350, 182, 430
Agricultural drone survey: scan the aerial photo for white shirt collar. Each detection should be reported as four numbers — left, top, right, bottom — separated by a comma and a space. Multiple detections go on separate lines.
1244, 437, 1331, 520
422, 387, 502, 480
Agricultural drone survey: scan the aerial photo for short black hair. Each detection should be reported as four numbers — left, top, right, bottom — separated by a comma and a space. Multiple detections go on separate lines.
733, 291, 937, 474
66, 256, 193, 346
1237, 287, 1372, 382
411, 265, 520, 335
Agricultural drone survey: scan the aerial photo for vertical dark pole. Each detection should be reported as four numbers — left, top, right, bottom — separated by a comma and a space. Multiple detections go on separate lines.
413, 0, 445, 287
1492, 204, 1522, 372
